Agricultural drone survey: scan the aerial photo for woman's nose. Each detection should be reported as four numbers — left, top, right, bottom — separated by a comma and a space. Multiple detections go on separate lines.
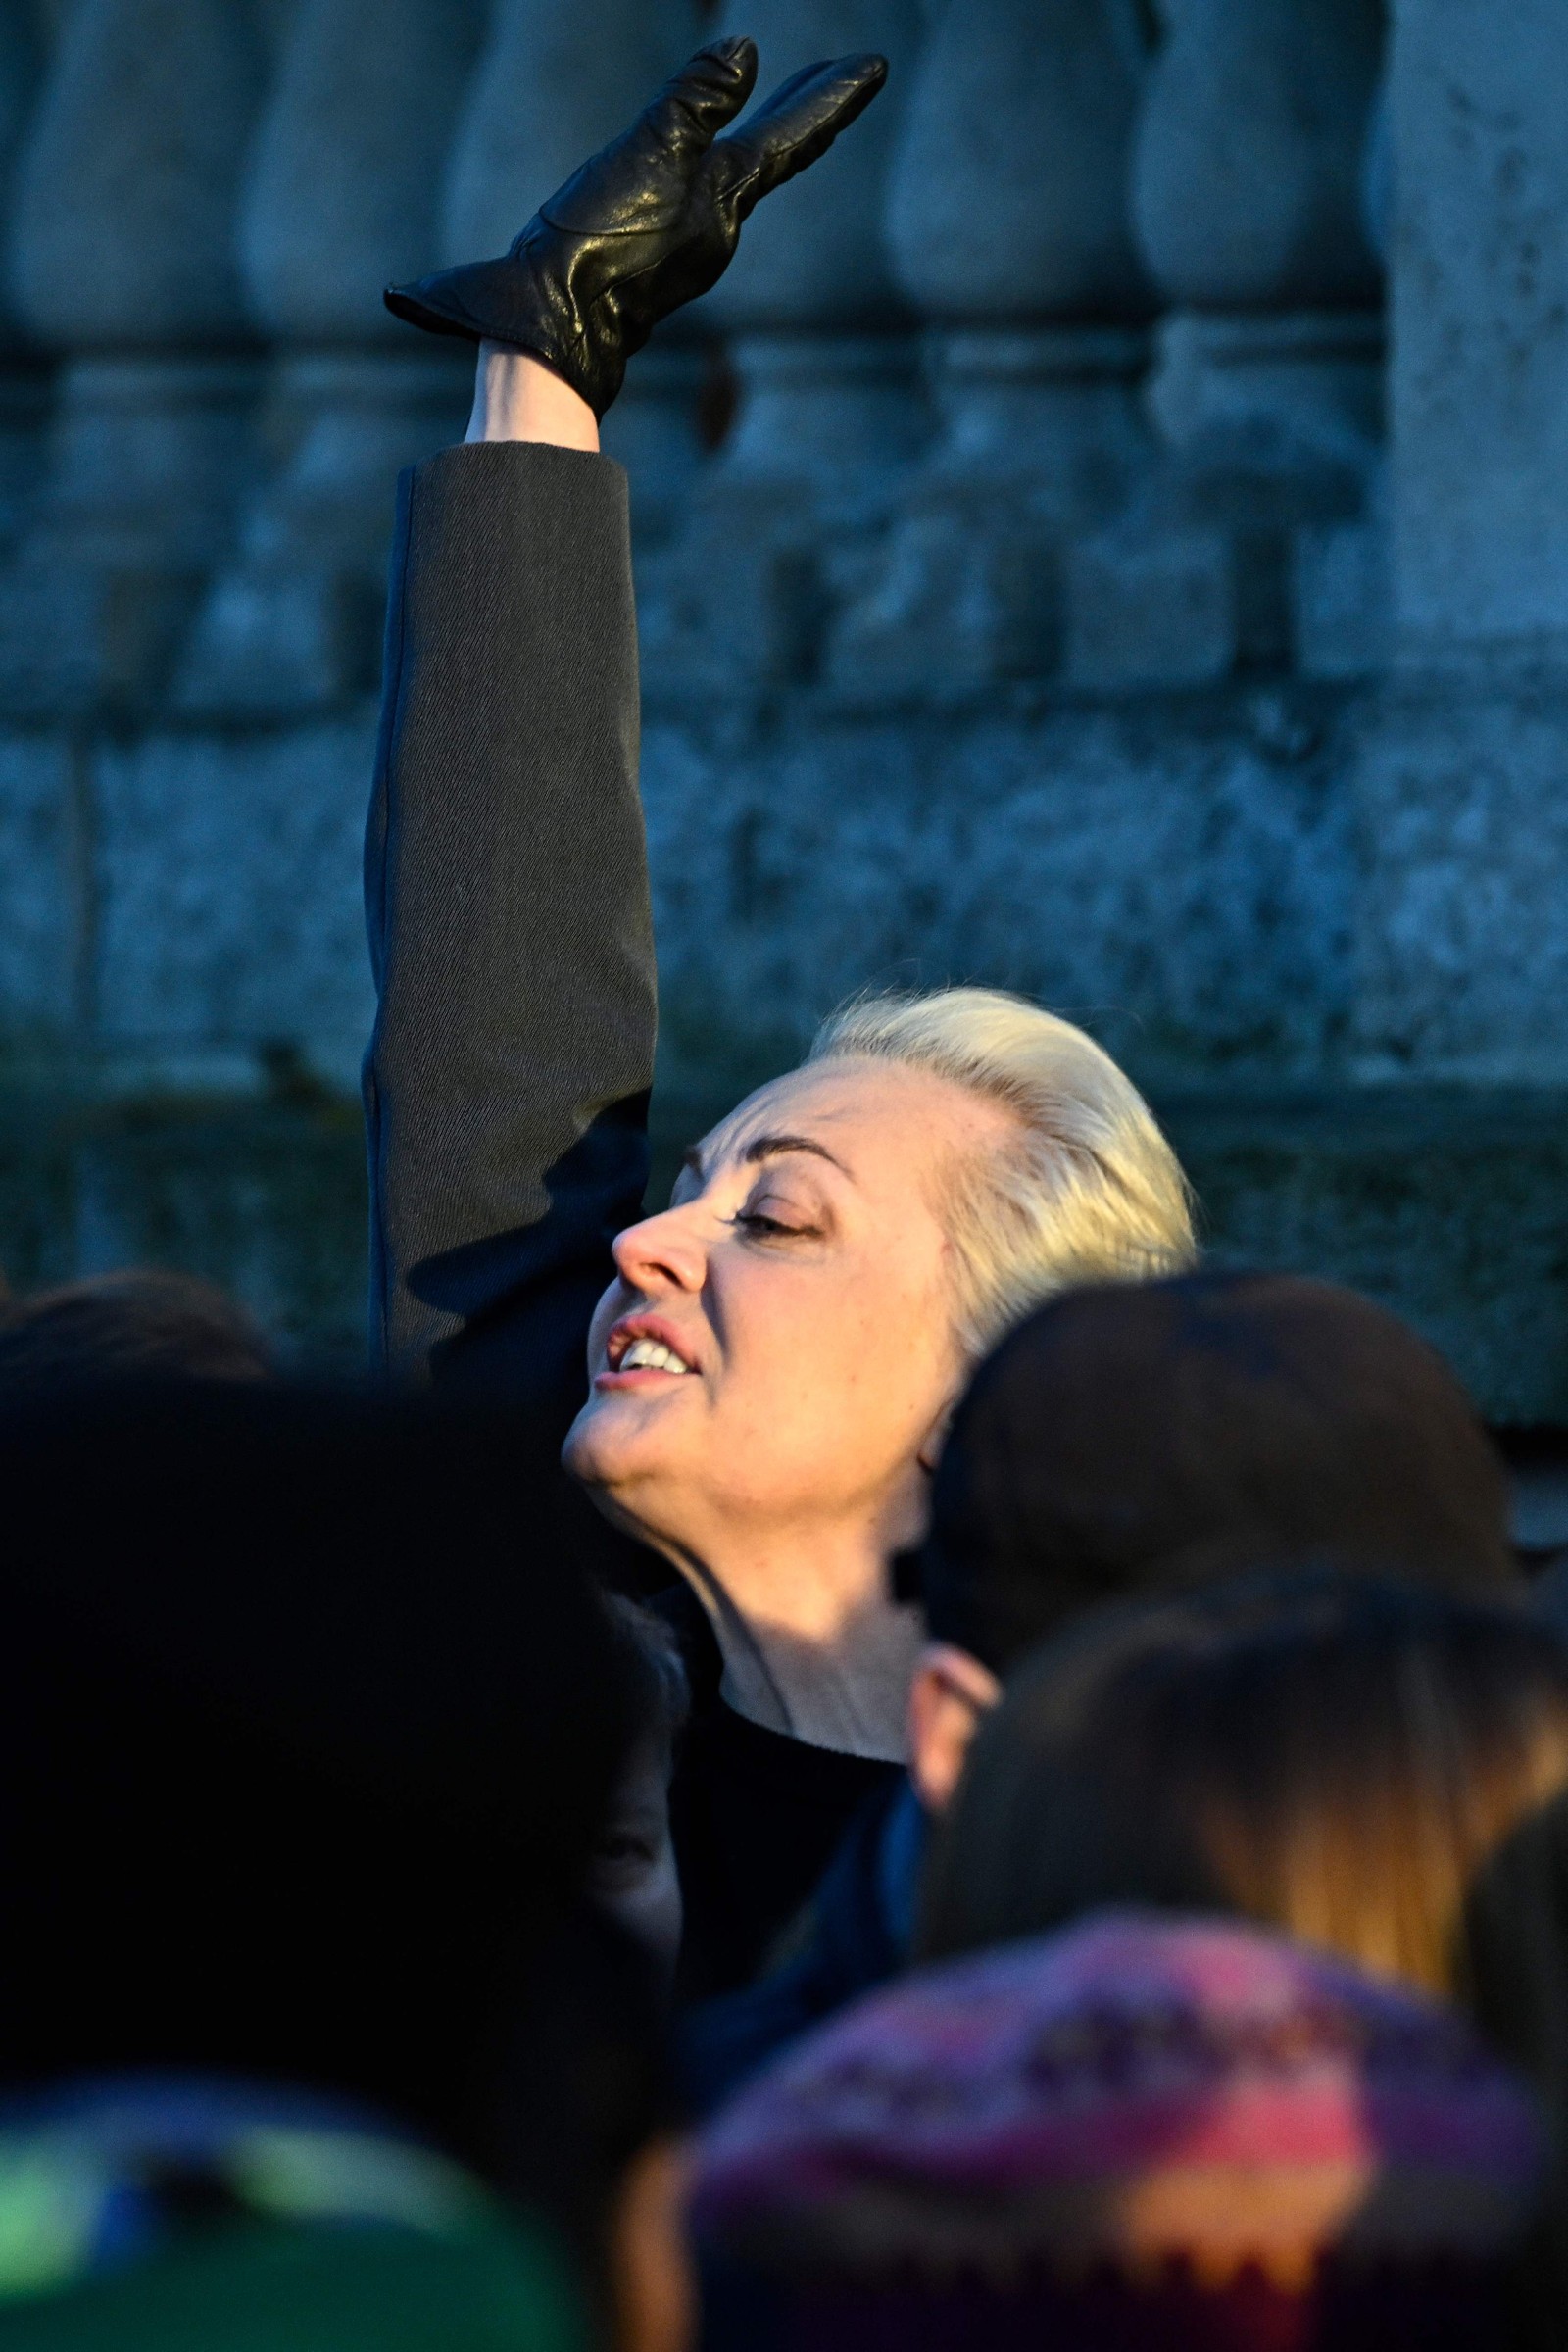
612, 1204, 708, 1295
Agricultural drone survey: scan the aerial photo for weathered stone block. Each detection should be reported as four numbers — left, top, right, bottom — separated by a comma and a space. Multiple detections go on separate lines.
175, 352, 468, 718
176, 567, 386, 717
1350, 678, 1568, 1083
0, 562, 207, 716
830, 505, 1063, 700
1066, 524, 1234, 689
93, 719, 376, 1089
638, 487, 835, 696
1391, 0, 1568, 662
642, 695, 1353, 1091
0, 355, 263, 713
0, 1084, 368, 1367
1295, 518, 1390, 680
1169, 1087, 1568, 1424
0, 732, 76, 1041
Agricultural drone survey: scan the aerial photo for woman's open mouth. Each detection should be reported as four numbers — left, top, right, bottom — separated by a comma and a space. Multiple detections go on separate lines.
597, 1315, 701, 1389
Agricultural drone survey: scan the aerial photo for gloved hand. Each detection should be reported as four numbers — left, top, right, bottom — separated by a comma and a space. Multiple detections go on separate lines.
385, 38, 888, 420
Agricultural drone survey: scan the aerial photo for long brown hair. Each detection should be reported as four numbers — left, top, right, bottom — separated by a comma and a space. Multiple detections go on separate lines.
920, 1566, 1568, 2007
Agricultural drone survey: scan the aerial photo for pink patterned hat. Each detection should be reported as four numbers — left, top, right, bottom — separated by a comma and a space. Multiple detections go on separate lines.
692, 1911, 1544, 2350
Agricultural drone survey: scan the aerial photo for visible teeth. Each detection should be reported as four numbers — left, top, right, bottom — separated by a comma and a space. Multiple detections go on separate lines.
620, 1338, 693, 1374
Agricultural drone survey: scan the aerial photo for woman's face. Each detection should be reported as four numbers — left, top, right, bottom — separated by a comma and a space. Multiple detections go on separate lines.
564, 1056, 1010, 1577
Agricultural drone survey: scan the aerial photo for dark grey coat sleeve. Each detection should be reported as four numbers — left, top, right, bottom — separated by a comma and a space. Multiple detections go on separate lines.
363, 440, 656, 1401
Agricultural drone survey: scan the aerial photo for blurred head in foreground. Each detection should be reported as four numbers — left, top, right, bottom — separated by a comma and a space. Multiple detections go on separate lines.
692, 1912, 1543, 2351
0, 1382, 681, 2346
902, 1270, 1517, 1814
0, 1267, 272, 1388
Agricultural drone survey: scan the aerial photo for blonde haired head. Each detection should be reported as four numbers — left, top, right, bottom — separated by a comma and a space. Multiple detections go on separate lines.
809, 988, 1197, 1360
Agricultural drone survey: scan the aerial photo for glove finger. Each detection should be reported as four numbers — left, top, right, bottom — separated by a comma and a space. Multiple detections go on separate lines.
634, 37, 760, 166
703, 52, 889, 221
539, 38, 760, 238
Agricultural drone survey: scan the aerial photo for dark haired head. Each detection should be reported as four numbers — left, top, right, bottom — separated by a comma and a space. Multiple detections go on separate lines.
0, 1268, 271, 1389
911, 1269, 1515, 1673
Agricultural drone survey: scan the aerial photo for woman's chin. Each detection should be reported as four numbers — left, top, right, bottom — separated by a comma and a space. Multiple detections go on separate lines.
564, 1412, 694, 1563
564, 1383, 688, 1492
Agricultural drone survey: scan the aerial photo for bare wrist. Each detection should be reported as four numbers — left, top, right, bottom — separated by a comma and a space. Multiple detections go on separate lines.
465, 344, 600, 451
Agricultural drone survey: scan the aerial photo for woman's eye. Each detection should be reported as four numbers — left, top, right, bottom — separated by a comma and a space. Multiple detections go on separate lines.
733, 1209, 811, 1240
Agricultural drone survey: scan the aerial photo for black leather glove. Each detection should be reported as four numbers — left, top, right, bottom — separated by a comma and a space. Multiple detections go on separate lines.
385, 37, 888, 420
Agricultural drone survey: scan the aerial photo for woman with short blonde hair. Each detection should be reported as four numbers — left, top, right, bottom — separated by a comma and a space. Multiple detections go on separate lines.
370, 36, 1199, 1989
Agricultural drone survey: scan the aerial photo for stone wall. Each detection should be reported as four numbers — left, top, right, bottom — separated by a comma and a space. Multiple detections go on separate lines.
0, 0, 1566, 1412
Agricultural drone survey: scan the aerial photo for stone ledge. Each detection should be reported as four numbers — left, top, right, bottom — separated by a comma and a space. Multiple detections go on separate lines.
1163, 1087, 1568, 1425
0, 1084, 368, 1373
0, 1079, 1562, 1425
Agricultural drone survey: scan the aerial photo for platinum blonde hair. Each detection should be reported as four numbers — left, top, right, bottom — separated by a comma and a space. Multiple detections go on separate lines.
809, 988, 1198, 1361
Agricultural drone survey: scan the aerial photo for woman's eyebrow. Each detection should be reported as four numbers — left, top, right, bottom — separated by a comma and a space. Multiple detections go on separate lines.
740, 1133, 852, 1177
681, 1132, 854, 1184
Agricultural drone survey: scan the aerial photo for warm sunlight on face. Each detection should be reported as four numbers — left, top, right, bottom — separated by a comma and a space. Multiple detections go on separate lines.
564, 1057, 1014, 1588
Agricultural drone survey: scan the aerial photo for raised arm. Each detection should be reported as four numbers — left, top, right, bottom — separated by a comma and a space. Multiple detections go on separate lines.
367, 37, 890, 1399
365, 378, 648, 1397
